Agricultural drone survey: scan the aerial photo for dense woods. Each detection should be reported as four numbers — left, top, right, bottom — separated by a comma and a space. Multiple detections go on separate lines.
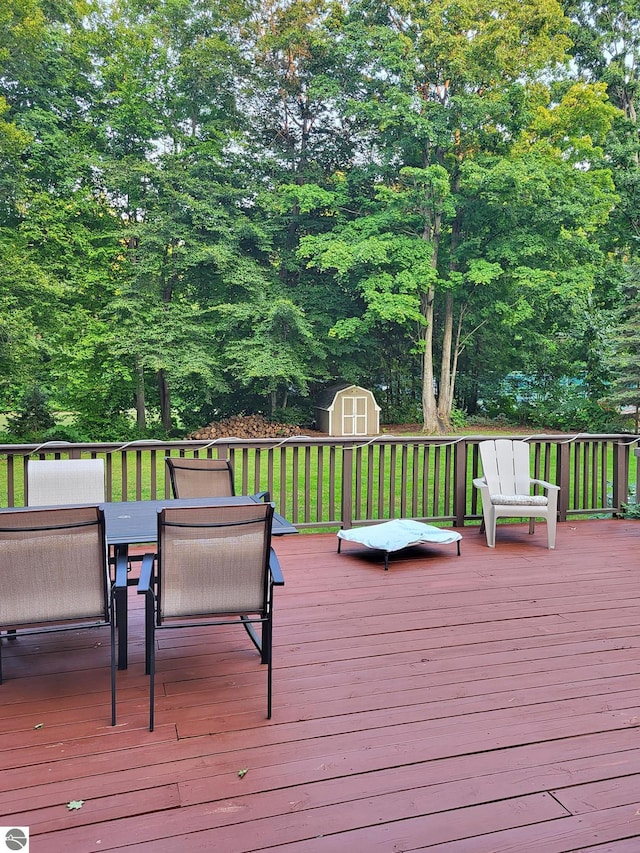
0, 0, 638, 438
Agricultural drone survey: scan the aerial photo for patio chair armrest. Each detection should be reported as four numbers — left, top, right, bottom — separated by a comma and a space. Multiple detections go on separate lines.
253, 490, 271, 503
114, 550, 129, 590
137, 552, 157, 595
269, 547, 285, 586
472, 477, 488, 491
531, 479, 559, 492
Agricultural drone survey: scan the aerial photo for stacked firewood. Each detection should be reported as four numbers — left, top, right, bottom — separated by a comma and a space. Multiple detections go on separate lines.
186, 414, 304, 439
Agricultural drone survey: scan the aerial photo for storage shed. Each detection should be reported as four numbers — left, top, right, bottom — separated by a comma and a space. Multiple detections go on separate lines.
314, 384, 381, 437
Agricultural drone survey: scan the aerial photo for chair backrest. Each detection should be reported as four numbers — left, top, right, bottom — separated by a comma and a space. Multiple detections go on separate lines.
27, 459, 105, 506
478, 439, 532, 495
157, 502, 273, 621
165, 457, 235, 499
0, 505, 109, 628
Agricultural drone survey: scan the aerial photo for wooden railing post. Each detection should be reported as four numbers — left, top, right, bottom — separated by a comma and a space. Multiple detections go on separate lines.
612, 438, 630, 515
634, 447, 640, 502
557, 441, 571, 522
454, 439, 468, 527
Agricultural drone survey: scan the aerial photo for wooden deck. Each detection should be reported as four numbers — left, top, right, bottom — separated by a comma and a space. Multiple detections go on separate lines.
2, 518, 640, 851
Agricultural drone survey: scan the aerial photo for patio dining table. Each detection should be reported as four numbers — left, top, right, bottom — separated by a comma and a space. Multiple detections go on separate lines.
104, 496, 297, 668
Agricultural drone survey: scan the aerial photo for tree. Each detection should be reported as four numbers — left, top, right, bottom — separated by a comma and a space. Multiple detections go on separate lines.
605, 263, 640, 428
88, 0, 275, 432
455, 82, 618, 405
0, 0, 117, 417
561, 0, 640, 419
6, 385, 55, 439
297, 0, 584, 432
297, 0, 619, 432
220, 297, 324, 414
0, 0, 44, 221
237, 0, 368, 400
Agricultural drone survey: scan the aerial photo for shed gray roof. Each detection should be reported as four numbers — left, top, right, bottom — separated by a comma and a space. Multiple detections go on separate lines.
314, 383, 373, 411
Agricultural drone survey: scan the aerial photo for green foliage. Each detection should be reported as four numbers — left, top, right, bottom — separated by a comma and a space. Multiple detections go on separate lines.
623, 499, 640, 519
622, 483, 640, 519
40, 423, 91, 444
271, 404, 314, 427
521, 396, 625, 432
71, 411, 143, 443
381, 400, 423, 425
449, 407, 469, 431
479, 376, 628, 432
221, 296, 325, 410
603, 263, 640, 416
6, 386, 55, 440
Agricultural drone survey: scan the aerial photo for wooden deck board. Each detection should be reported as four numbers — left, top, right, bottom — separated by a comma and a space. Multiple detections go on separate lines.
1, 517, 640, 851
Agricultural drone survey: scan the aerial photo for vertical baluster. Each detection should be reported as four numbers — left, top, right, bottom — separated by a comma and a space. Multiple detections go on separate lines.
135, 449, 143, 500
377, 444, 385, 519
388, 443, 397, 519
433, 446, 441, 518
355, 446, 362, 522
328, 445, 336, 522
444, 443, 452, 517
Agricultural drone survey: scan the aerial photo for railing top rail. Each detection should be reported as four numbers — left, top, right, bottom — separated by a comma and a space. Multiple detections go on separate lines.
0, 432, 637, 457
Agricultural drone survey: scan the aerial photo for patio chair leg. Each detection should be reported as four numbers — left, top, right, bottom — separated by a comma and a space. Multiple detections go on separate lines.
110, 595, 117, 726
266, 612, 273, 718
149, 623, 155, 732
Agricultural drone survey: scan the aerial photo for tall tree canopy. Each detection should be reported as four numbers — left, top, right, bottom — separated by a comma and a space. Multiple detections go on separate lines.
0, 0, 634, 437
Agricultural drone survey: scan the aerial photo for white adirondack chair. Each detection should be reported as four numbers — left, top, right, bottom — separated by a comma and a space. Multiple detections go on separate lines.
473, 439, 559, 549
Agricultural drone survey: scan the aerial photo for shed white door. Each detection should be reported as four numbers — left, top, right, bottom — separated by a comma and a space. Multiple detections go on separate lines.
343, 395, 367, 435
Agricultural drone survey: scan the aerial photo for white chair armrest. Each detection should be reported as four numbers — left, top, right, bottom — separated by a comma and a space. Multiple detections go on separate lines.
531, 479, 559, 492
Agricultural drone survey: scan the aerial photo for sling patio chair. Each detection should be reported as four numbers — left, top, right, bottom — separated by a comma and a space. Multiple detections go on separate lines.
137, 501, 284, 731
0, 505, 124, 725
27, 458, 106, 506
473, 439, 560, 549
166, 456, 269, 502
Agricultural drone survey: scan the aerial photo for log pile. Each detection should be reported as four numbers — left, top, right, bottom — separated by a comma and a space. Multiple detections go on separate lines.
186, 414, 306, 440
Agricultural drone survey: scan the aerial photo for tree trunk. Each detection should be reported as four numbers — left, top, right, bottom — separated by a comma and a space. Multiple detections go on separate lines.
421, 285, 439, 432
421, 207, 443, 433
157, 260, 174, 432
436, 210, 463, 431
158, 369, 172, 431
448, 309, 464, 411
135, 358, 146, 431
438, 290, 454, 430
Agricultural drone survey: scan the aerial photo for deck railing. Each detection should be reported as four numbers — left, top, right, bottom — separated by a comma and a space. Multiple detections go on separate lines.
1, 433, 639, 529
